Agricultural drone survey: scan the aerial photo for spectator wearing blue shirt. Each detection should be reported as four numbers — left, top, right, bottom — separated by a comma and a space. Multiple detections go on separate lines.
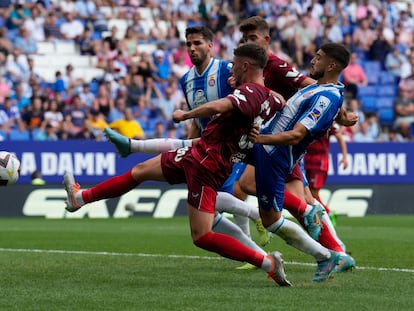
13, 26, 37, 55
0, 96, 25, 132
151, 49, 171, 90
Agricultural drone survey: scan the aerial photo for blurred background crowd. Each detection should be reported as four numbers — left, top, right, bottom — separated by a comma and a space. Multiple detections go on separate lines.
0, 0, 413, 143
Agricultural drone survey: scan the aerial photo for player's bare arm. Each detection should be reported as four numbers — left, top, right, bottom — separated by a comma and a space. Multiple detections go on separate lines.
173, 98, 234, 122
249, 123, 308, 146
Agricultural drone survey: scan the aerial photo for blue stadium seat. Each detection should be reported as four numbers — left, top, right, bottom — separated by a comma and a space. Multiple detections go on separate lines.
376, 97, 394, 109
357, 85, 377, 98
361, 61, 381, 85
376, 85, 397, 97
360, 96, 378, 112
378, 108, 394, 126
136, 117, 149, 131
9, 129, 31, 141
379, 71, 397, 85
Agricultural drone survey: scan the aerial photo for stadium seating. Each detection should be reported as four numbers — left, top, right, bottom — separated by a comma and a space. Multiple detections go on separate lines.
376, 85, 397, 97
376, 97, 395, 109
36, 41, 55, 55
361, 61, 381, 85
107, 19, 129, 39
357, 85, 377, 98
379, 71, 397, 85
378, 108, 395, 126
360, 96, 378, 112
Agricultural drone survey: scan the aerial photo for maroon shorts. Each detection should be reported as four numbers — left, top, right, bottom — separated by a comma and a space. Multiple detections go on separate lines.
286, 163, 303, 183
306, 170, 327, 189
161, 147, 223, 213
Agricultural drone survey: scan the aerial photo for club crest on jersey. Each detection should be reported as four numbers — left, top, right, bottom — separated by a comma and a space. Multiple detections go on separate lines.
208, 76, 216, 87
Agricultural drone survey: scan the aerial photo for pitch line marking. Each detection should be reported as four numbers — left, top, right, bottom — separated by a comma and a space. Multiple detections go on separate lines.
0, 248, 413, 273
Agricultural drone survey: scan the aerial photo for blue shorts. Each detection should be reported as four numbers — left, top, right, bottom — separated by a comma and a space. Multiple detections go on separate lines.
219, 162, 247, 194
253, 145, 289, 212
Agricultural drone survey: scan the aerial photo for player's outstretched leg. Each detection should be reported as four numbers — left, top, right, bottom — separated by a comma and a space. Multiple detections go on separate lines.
104, 128, 131, 158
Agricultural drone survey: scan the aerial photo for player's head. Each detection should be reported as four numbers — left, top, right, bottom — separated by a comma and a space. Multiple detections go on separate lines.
185, 26, 214, 68
238, 16, 270, 52
310, 43, 350, 81
231, 43, 268, 86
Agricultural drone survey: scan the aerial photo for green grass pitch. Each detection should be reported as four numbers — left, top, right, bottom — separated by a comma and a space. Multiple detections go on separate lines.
0, 216, 413, 311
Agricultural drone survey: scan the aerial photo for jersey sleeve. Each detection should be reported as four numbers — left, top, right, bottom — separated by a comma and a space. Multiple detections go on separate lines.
299, 93, 341, 134
227, 83, 262, 119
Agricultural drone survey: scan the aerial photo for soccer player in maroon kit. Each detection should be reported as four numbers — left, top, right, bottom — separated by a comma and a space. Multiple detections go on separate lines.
304, 123, 349, 215
62, 43, 292, 286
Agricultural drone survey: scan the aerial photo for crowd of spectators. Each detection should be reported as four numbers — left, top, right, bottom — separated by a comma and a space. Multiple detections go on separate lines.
0, 0, 414, 142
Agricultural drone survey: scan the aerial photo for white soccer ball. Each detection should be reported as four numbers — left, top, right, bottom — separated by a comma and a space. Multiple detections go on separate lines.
0, 151, 20, 186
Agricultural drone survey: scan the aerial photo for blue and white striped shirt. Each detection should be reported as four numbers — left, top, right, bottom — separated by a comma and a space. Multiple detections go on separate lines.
180, 58, 233, 131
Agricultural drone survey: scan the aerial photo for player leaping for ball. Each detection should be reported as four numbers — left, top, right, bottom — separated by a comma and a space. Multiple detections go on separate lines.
63, 44, 292, 286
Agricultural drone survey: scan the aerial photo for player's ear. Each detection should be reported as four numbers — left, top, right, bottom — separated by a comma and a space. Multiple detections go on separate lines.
328, 61, 337, 72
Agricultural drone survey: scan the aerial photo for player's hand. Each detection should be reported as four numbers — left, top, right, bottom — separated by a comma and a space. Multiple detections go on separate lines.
339, 156, 349, 169
336, 110, 358, 127
227, 76, 236, 88
248, 124, 260, 143
173, 110, 186, 123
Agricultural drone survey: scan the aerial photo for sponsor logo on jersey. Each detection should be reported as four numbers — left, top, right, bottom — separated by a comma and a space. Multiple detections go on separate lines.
307, 108, 322, 122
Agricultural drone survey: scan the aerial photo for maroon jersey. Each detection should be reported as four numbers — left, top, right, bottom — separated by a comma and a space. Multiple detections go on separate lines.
264, 54, 307, 100
192, 82, 284, 182
305, 125, 338, 172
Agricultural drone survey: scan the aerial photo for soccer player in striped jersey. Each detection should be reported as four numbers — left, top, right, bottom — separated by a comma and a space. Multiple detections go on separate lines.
236, 16, 356, 272
248, 43, 356, 281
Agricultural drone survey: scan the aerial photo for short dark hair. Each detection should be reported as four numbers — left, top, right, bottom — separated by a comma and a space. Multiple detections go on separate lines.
185, 26, 214, 42
239, 16, 269, 35
233, 43, 268, 69
320, 43, 350, 70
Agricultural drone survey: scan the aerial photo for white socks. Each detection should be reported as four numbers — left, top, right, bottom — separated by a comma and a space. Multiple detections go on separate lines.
212, 213, 266, 256
215, 191, 260, 220
267, 217, 331, 262
130, 138, 193, 154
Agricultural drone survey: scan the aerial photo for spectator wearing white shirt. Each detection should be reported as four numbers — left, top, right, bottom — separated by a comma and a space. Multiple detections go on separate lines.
60, 12, 85, 41
79, 83, 96, 108
5, 48, 29, 86
24, 5, 45, 42
60, 0, 77, 15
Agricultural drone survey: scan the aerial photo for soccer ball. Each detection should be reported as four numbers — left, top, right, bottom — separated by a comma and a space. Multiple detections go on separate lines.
0, 151, 20, 186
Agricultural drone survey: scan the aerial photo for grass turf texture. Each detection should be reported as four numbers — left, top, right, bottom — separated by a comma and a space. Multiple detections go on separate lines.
0, 216, 413, 311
